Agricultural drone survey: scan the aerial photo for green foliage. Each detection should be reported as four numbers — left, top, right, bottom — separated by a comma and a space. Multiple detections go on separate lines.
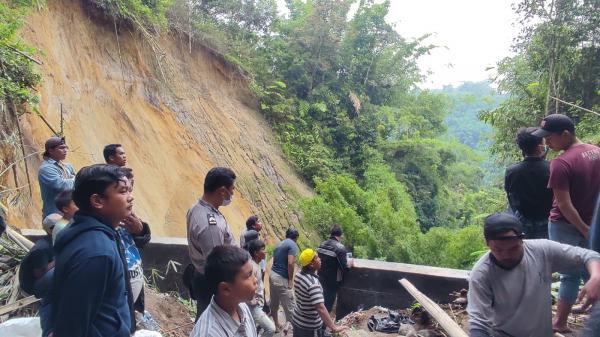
165, 0, 507, 268
482, 0, 600, 159
88, 0, 172, 28
0, 2, 41, 110
438, 81, 504, 150
298, 164, 491, 269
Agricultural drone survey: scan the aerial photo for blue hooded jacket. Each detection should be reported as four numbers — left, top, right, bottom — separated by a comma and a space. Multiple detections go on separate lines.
52, 212, 132, 337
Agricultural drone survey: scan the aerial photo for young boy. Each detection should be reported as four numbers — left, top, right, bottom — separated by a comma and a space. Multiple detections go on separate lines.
52, 189, 78, 243
52, 164, 134, 337
190, 245, 258, 337
246, 239, 276, 337
19, 246, 55, 337
293, 249, 345, 337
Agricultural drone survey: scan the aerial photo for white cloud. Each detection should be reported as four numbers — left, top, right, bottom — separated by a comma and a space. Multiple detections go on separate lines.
387, 0, 519, 88
276, 0, 520, 89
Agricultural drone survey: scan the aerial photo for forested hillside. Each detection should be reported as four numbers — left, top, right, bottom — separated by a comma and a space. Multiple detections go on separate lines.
1, 0, 598, 269
441, 82, 502, 150
170, 0, 504, 267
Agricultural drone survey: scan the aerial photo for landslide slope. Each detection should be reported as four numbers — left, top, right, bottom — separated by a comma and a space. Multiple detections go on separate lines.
11, 0, 313, 239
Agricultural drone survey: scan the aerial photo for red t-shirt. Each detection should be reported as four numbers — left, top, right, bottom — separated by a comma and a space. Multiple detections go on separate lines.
548, 143, 600, 224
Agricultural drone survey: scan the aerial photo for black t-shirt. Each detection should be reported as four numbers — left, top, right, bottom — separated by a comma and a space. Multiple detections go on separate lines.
504, 157, 553, 221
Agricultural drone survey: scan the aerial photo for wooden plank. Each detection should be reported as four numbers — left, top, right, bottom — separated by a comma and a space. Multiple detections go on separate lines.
6, 227, 34, 251
399, 278, 468, 337
0, 296, 39, 316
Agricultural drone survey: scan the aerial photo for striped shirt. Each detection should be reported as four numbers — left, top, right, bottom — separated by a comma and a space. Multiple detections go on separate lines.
292, 270, 325, 330
190, 296, 257, 337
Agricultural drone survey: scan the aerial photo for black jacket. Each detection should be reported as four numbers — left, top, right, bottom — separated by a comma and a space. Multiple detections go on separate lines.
504, 157, 553, 221
317, 237, 349, 287
52, 212, 134, 337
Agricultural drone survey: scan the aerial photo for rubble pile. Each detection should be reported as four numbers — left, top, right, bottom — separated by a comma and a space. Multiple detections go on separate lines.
0, 233, 35, 323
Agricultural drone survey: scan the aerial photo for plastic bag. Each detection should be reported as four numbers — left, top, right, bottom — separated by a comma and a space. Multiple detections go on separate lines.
133, 329, 163, 337
0, 317, 42, 337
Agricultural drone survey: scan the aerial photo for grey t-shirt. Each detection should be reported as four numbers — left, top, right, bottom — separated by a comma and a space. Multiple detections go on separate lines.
468, 239, 600, 337
271, 238, 299, 279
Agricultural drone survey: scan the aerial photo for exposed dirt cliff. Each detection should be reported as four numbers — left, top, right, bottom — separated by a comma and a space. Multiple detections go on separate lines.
7, 0, 314, 240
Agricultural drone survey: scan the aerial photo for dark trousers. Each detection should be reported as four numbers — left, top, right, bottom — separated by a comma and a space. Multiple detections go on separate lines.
322, 283, 339, 312
191, 271, 213, 321
293, 325, 323, 337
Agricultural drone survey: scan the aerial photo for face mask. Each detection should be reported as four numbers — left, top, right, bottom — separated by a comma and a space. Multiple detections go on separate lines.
222, 189, 233, 206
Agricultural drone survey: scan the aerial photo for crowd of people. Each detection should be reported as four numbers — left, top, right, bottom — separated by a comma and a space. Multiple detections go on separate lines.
7, 112, 600, 337
15, 138, 353, 337
469, 113, 600, 336
18, 141, 157, 337
183, 167, 351, 337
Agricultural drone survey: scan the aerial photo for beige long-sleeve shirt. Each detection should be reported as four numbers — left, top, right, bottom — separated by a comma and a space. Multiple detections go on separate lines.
186, 199, 236, 273
468, 239, 600, 337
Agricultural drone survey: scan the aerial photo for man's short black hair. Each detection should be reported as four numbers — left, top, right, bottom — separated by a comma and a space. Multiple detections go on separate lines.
516, 127, 543, 156
72, 164, 127, 212
246, 215, 259, 230
330, 224, 343, 238
54, 189, 74, 211
122, 167, 134, 180
205, 245, 250, 295
286, 228, 299, 240
247, 239, 266, 257
103, 144, 122, 163
203, 167, 236, 193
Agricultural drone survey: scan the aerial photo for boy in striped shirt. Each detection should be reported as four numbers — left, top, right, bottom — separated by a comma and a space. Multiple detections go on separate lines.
293, 249, 346, 337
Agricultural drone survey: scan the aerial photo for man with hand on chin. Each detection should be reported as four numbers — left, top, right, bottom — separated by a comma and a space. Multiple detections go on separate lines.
187, 167, 238, 318
467, 212, 600, 337
52, 164, 134, 337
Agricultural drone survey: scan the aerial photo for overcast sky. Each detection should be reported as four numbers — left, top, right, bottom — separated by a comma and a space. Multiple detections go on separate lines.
387, 0, 520, 89
276, 0, 520, 89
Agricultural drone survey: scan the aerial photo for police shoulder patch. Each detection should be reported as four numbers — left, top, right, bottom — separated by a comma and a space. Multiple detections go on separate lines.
207, 214, 217, 225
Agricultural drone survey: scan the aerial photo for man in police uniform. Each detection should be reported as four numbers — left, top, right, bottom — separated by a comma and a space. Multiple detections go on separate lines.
186, 167, 237, 318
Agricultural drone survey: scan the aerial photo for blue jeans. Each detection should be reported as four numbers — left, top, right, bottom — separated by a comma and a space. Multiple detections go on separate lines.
250, 305, 275, 337
549, 219, 589, 304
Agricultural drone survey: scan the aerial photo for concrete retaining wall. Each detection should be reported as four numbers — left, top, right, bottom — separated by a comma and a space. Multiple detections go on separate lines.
23, 231, 469, 316
336, 259, 469, 318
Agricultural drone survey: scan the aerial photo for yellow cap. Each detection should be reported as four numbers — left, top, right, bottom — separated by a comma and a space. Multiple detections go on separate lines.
299, 248, 317, 267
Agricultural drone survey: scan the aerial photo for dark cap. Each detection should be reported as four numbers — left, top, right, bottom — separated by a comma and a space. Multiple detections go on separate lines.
484, 213, 524, 240
532, 114, 575, 137
43, 136, 65, 157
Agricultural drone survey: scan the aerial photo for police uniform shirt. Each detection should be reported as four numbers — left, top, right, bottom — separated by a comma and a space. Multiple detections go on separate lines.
187, 199, 236, 273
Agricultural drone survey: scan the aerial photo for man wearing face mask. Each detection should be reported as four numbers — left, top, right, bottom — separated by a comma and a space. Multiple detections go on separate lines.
504, 127, 553, 239
186, 167, 237, 319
